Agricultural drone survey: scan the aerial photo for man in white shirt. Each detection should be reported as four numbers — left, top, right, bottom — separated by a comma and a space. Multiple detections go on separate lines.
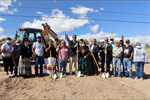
1, 37, 14, 78
32, 36, 45, 77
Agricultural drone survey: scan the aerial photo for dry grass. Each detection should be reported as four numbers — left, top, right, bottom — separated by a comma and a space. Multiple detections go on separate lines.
144, 48, 150, 55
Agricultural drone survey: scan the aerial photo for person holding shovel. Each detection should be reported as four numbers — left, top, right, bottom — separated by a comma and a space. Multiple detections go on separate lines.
100, 37, 112, 75
69, 35, 78, 75
56, 41, 69, 76
90, 39, 100, 76
44, 39, 57, 74
78, 41, 93, 76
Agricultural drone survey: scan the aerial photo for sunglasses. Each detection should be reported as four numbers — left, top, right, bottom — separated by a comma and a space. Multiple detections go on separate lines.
105, 40, 108, 41
73, 37, 76, 38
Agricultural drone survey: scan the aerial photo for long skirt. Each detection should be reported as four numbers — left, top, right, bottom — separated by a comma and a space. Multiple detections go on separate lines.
79, 57, 93, 73
44, 57, 56, 74
18, 57, 31, 75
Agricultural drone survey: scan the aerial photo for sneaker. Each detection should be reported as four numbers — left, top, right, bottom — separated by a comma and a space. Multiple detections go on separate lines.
81, 74, 84, 76
135, 77, 138, 79
118, 75, 122, 78
15, 76, 17, 78
6, 74, 10, 78
86, 73, 89, 76
10, 73, 14, 77
140, 78, 144, 80
22, 76, 26, 79
63, 74, 66, 76
130, 77, 134, 80
70, 72, 72, 75
123, 75, 128, 78
113, 75, 116, 77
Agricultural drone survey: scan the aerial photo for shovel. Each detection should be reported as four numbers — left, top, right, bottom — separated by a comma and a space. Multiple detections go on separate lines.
49, 50, 57, 79
105, 49, 109, 78
91, 52, 104, 78
75, 45, 81, 77
57, 50, 62, 78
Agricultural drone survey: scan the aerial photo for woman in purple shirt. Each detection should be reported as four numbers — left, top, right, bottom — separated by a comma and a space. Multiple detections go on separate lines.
56, 41, 69, 76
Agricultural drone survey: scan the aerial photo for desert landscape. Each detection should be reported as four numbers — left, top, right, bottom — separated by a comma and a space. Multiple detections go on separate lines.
0, 56, 150, 99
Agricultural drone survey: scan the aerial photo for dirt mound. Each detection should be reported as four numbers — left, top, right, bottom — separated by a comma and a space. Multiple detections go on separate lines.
0, 61, 150, 99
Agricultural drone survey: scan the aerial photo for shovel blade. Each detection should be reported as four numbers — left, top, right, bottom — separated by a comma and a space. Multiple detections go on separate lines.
52, 74, 57, 79
57, 72, 62, 78
75, 71, 81, 77
101, 73, 106, 78
105, 73, 109, 78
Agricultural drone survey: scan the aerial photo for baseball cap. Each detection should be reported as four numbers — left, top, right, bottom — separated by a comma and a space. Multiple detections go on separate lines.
126, 39, 130, 43
37, 36, 41, 39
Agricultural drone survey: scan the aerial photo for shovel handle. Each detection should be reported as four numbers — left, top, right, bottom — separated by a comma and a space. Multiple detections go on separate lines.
50, 50, 53, 74
59, 50, 60, 73
91, 52, 99, 69
77, 46, 78, 71
105, 49, 107, 73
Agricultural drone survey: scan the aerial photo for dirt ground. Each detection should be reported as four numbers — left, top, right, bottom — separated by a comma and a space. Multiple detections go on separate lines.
0, 57, 150, 99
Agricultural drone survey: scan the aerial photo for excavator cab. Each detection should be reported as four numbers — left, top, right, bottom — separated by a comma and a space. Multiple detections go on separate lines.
16, 28, 46, 45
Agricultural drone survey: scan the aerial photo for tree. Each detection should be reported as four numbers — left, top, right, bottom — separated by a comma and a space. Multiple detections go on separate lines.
130, 43, 136, 48
0, 38, 6, 42
96, 41, 101, 45
145, 44, 150, 48
83, 39, 89, 45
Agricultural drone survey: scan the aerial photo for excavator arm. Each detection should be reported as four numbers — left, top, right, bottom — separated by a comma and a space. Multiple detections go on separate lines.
41, 23, 62, 45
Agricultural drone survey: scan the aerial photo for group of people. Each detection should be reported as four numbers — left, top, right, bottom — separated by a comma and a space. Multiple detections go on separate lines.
0, 35, 148, 80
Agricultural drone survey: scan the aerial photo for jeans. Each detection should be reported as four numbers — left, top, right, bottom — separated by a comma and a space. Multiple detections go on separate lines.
35, 56, 44, 76
121, 59, 125, 75
113, 57, 121, 76
134, 62, 145, 78
123, 59, 133, 77
59, 60, 68, 74
101, 57, 110, 73
14, 61, 19, 76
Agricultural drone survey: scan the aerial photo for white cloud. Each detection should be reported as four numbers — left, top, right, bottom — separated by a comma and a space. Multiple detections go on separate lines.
0, 18, 6, 22
89, 24, 99, 33
113, 36, 150, 47
14, 8, 17, 12
22, 9, 89, 34
70, 5, 98, 18
0, 0, 17, 14
0, 27, 4, 34
60, 31, 116, 41
14, 0, 17, 2
36, 11, 43, 14
100, 7, 104, 11
18, 2, 22, 6
0, 34, 14, 40
126, 36, 150, 44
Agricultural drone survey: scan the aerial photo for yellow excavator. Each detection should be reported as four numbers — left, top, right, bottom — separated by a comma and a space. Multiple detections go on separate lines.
0, 23, 62, 62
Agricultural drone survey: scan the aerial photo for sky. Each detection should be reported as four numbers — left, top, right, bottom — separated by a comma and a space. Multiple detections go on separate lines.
0, 0, 150, 47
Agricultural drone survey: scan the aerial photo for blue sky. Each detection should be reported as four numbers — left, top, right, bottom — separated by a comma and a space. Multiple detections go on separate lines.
0, 0, 150, 46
